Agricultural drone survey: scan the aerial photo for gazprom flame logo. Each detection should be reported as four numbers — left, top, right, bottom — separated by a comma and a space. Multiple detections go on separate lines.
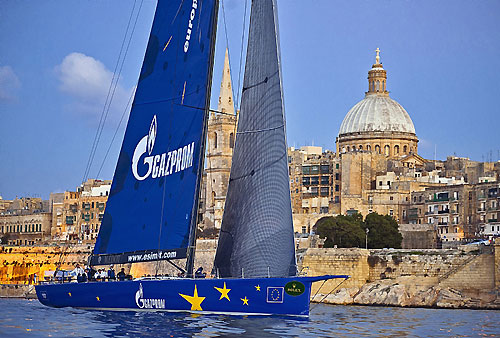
147, 115, 157, 156
132, 115, 195, 181
135, 283, 165, 309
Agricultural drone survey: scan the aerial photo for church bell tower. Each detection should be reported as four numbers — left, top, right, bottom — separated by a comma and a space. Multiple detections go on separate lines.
203, 49, 238, 229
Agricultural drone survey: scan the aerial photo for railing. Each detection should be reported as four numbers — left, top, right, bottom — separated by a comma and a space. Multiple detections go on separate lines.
438, 209, 450, 214
438, 222, 448, 226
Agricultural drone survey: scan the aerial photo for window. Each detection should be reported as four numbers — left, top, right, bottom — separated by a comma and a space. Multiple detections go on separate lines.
214, 132, 218, 149
335, 184, 340, 192
320, 165, 329, 174
389, 209, 394, 216
229, 133, 234, 148
375, 145, 380, 154
301, 226, 307, 234
394, 145, 399, 154
390, 196, 394, 201
321, 176, 329, 185
336, 163, 339, 169
384, 145, 390, 156
335, 173, 340, 180
367, 145, 371, 151
302, 177, 310, 185
320, 187, 329, 196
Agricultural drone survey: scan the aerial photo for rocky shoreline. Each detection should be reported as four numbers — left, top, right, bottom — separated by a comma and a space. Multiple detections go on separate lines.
312, 276, 500, 310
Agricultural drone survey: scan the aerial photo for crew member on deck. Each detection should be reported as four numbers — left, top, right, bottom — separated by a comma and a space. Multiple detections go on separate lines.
117, 268, 126, 281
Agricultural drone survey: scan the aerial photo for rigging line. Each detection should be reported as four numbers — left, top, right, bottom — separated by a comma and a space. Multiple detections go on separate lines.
236, 124, 284, 134
87, 0, 144, 181
82, 0, 138, 183
220, 0, 237, 113
235, 0, 248, 111
310, 278, 349, 312
95, 85, 136, 178
174, 103, 235, 116
242, 70, 279, 92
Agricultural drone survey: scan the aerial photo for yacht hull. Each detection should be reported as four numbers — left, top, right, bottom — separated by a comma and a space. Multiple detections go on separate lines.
35, 275, 347, 317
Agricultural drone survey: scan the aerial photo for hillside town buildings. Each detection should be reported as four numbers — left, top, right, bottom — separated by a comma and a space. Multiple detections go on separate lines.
1, 50, 499, 248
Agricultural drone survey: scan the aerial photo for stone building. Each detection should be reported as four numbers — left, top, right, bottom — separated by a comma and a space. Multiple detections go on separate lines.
201, 49, 237, 229
78, 183, 111, 241
51, 179, 111, 241
336, 49, 418, 158
288, 146, 341, 233
0, 198, 52, 246
475, 182, 500, 238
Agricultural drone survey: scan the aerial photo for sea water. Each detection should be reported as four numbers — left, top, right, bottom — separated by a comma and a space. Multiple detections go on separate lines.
0, 298, 498, 337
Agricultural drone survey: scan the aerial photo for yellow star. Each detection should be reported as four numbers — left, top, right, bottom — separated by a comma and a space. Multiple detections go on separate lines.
241, 296, 249, 306
96, 296, 100, 301
179, 285, 205, 311
68, 292, 72, 297
214, 282, 231, 301
255, 285, 261, 291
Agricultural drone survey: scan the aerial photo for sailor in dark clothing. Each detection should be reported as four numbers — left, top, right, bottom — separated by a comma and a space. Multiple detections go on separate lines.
117, 268, 126, 281
108, 265, 116, 281
195, 267, 206, 278
87, 266, 97, 282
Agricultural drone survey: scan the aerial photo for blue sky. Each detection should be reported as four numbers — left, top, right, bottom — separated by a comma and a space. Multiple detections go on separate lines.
1, 0, 499, 200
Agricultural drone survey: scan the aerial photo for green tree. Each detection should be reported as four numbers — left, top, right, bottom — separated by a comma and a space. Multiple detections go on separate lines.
315, 214, 365, 248
364, 212, 402, 249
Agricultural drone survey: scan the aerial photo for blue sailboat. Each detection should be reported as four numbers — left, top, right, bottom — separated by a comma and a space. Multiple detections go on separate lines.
36, 0, 347, 317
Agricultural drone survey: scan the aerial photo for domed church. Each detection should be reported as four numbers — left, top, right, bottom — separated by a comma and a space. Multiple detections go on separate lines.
336, 49, 418, 158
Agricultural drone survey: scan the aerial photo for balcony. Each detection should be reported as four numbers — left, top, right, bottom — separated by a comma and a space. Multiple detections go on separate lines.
438, 209, 450, 214
487, 219, 498, 223
477, 195, 487, 200
438, 222, 449, 226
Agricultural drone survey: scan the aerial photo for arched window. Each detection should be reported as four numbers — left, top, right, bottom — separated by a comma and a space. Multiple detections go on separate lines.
384, 145, 390, 156
394, 145, 400, 154
347, 146, 350, 152
359, 145, 363, 150
214, 132, 218, 149
375, 145, 380, 154
212, 191, 216, 201
410, 147, 413, 153
367, 145, 371, 151
229, 133, 234, 148
403, 145, 407, 153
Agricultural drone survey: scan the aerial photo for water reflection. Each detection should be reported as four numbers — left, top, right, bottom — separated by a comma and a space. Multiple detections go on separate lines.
1, 299, 499, 338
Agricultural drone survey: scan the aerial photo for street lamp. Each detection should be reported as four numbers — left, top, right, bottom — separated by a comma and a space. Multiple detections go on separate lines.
365, 228, 369, 249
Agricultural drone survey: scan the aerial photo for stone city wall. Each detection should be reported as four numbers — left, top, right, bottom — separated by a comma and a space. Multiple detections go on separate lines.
303, 243, 500, 309
0, 244, 91, 284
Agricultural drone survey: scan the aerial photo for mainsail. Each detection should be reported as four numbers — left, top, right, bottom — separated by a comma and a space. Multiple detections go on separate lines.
213, 0, 296, 278
92, 0, 218, 265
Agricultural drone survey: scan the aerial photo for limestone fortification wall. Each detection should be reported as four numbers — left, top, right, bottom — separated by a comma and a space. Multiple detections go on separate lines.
0, 244, 91, 284
303, 243, 499, 309
1, 239, 498, 308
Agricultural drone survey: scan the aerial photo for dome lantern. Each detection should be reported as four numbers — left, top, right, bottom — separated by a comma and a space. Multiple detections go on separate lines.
366, 48, 388, 96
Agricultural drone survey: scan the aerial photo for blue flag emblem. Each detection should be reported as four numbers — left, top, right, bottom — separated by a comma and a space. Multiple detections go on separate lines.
266, 287, 284, 303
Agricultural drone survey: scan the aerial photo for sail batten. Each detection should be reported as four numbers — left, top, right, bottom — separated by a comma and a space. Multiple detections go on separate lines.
213, 0, 296, 278
92, 0, 219, 265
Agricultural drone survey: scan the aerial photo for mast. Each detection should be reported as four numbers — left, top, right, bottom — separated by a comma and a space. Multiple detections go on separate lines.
185, 0, 220, 278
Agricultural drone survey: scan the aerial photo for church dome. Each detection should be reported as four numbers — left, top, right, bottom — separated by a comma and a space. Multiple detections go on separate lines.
336, 49, 418, 157
339, 95, 415, 135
